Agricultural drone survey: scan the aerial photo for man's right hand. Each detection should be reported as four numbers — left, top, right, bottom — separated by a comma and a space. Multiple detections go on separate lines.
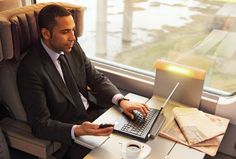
74, 121, 113, 137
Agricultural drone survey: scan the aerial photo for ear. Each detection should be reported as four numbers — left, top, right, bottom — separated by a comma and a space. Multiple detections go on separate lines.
41, 28, 51, 40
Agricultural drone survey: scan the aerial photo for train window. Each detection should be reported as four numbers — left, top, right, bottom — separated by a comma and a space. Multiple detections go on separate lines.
36, 0, 236, 95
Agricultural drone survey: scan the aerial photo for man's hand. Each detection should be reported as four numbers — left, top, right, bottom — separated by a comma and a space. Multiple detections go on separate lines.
119, 100, 149, 120
74, 121, 113, 137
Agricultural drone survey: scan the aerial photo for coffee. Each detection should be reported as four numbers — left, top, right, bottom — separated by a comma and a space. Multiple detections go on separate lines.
127, 144, 141, 151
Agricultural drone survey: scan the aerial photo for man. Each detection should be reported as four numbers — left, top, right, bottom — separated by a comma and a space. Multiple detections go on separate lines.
17, 4, 148, 159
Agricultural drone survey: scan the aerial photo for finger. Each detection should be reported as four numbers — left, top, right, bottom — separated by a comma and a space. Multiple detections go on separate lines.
82, 122, 99, 129
94, 127, 113, 136
142, 104, 149, 114
139, 109, 147, 118
98, 129, 113, 136
136, 105, 148, 118
142, 103, 149, 111
124, 110, 134, 120
97, 131, 112, 136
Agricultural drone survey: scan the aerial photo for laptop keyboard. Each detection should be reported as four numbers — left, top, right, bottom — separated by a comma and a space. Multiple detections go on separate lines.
114, 108, 160, 141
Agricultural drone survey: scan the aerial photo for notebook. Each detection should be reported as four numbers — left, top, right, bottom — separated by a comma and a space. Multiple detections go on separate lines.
114, 82, 179, 141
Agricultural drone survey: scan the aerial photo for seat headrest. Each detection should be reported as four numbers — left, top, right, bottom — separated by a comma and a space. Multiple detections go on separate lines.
0, 0, 22, 12
0, 2, 84, 61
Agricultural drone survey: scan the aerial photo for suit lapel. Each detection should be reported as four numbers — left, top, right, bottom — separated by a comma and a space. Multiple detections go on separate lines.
38, 43, 76, 106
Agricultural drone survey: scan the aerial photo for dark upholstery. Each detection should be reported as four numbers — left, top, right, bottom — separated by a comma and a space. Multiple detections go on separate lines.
0, 2, 84, 158
0, 127, 10, 159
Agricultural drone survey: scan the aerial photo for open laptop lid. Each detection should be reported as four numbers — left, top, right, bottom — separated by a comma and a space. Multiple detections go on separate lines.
160, 82, 179, 111
148, 82, 179, 139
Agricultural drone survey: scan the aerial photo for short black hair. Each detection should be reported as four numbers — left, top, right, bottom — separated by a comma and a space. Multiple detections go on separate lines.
38, 4, 71, 31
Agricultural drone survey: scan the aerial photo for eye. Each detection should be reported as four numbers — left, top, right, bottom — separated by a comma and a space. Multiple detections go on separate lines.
61, 29, 75, 35
61, 30, 69, 34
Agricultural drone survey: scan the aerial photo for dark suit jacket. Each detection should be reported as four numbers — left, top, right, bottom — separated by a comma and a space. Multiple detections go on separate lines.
17, 41, 120, 144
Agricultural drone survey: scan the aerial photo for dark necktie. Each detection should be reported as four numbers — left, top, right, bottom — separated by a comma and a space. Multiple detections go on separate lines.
58, 54, 86, 112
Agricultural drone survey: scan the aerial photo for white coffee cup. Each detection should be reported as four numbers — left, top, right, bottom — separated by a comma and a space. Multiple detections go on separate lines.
125, 140, 142, 159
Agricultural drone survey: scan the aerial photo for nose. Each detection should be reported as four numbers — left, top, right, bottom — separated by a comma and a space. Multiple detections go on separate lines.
69, 30, 76, 41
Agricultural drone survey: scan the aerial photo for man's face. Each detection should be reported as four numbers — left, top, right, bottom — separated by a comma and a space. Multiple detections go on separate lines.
42, 15, 76, 53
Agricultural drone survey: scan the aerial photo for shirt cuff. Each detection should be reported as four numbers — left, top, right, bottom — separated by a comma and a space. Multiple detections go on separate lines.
112, 93, 124, 105
71, 125, 78, 140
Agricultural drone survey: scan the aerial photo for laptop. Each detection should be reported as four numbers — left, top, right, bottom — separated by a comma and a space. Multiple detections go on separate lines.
114, 82, 179, 142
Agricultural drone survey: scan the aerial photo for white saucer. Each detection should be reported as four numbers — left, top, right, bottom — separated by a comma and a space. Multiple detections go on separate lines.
121, 140, 151, 159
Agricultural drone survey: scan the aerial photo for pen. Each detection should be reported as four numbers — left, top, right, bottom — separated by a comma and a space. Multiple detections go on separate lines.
164, 142, 176, 159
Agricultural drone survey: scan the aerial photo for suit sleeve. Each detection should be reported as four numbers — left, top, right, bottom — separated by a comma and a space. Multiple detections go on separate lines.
74, 42, 121, 105
17, 63, 73, 144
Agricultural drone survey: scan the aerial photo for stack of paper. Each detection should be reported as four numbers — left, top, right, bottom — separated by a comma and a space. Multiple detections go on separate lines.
159, 107, 229, 156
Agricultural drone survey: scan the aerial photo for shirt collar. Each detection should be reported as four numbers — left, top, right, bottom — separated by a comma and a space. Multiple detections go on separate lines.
41, 39, 64, 62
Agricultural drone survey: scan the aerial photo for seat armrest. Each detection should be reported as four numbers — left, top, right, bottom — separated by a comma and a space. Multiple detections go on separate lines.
0, 118, 61, 159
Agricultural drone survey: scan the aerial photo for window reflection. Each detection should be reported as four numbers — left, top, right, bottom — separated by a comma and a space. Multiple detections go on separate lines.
37, 0, 236, 94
